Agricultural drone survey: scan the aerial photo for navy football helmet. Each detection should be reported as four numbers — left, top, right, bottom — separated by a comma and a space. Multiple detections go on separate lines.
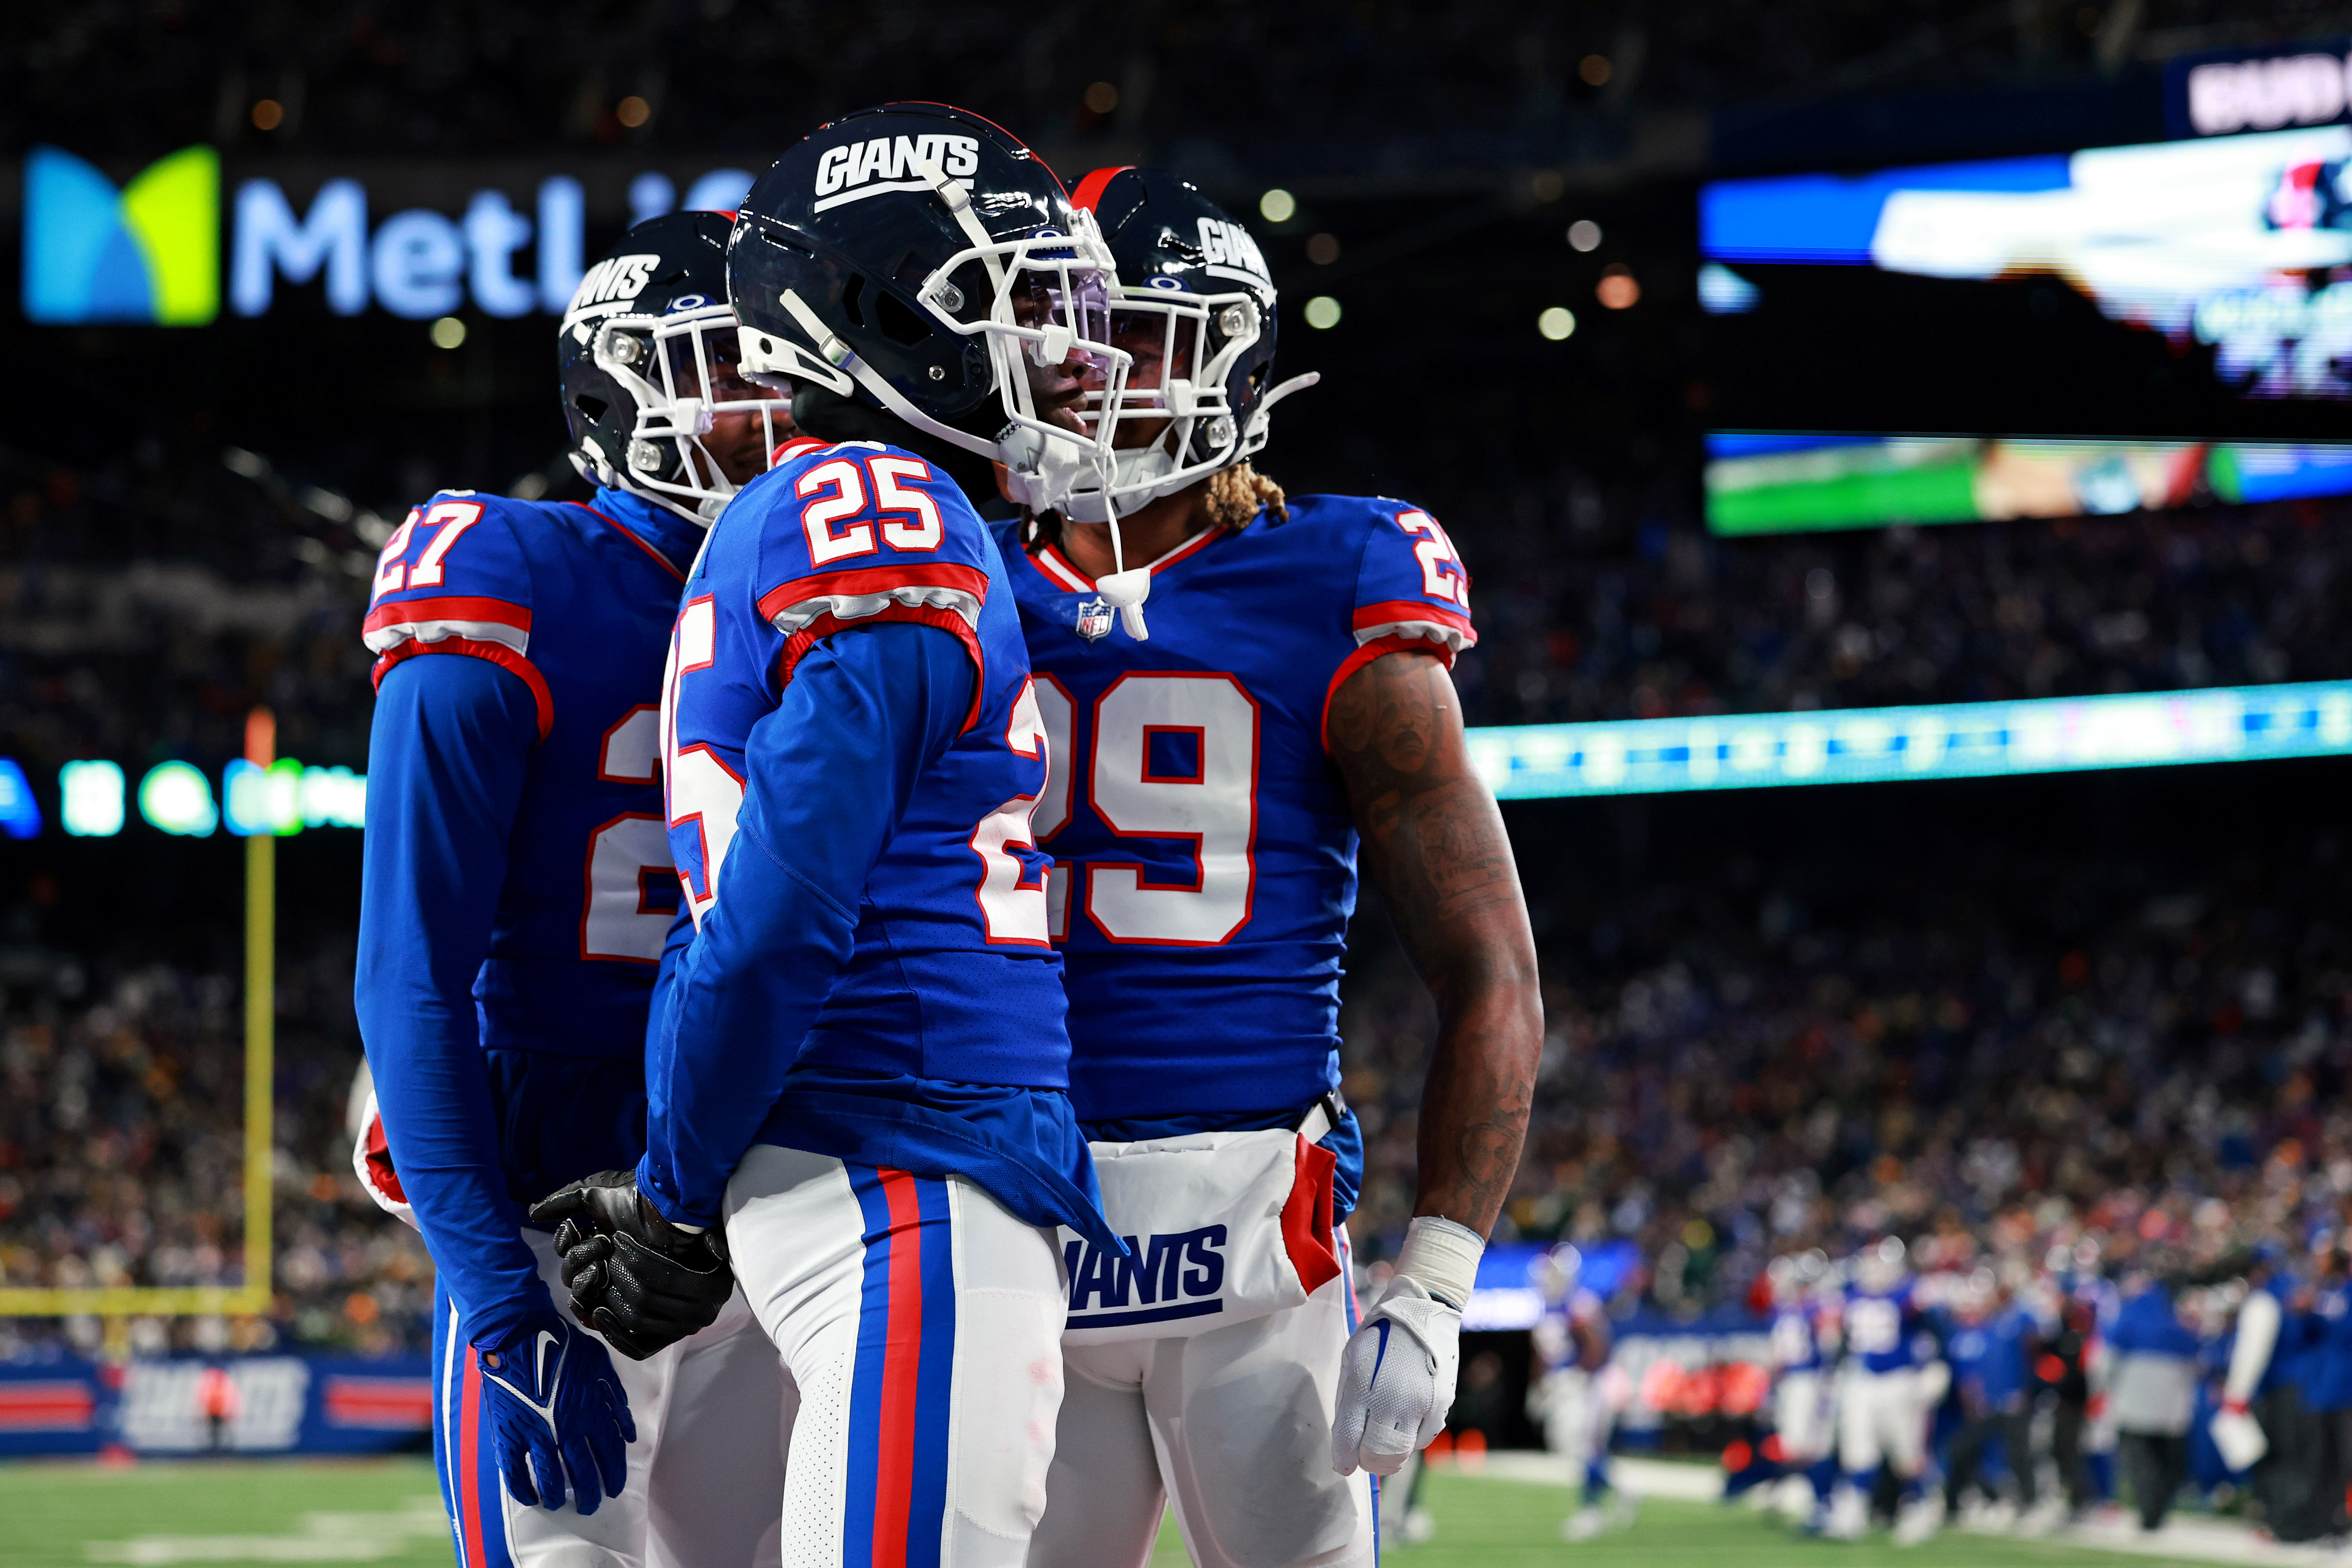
558, 210, 789, 524
1063, 166, 1318, 522
728, 103, 1130, 519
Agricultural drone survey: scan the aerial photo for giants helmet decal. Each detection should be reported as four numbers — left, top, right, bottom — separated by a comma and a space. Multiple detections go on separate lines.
558, 210, 788, 525
1061, 166, 1320, 523
725, 103, 1131, 518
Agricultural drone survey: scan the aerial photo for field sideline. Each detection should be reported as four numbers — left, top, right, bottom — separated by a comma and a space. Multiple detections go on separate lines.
0, 1454, 2259, 1568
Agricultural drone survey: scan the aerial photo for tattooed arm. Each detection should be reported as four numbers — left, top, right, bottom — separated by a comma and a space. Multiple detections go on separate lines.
1328, 648, 1542, 1237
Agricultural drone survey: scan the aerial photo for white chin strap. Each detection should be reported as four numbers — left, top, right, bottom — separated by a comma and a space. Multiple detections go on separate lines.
1002, 427, 1148, 639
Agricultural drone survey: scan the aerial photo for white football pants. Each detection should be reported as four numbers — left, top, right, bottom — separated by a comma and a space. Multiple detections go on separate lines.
1838, 1368, 1929, 1477
1537, 1367, 1615, 1474
1773, 1370, 1834, 1465
1025, 1233, 1374, 1568
724, 1145, 1069, 1568
433, 1228, 790, 1568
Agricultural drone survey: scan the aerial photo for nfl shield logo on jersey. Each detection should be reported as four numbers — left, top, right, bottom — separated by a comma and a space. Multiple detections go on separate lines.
1075, 596, 1115, 642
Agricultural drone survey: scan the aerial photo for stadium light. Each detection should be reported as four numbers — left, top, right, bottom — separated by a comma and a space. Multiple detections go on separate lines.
1538, 306, 1577, 340
301, 765, 367, 828
138, 761, 219, 836
1259, 188, 1297, 223
1304, 296, 1342, 330
59, 760, 125, 837
1467, 679, 2352, 799
0, 760, 40, 839
225, 756, 367, 833
224, 757, 303, 836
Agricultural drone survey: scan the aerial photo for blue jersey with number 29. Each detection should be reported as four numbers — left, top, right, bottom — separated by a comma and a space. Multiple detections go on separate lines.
992, 494, 1477, 1123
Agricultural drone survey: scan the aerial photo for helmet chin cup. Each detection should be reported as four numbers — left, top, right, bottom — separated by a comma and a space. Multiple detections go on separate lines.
1094, 566, 1151, 641
1061, 445, 1179, 524
995, 422, 1098, 515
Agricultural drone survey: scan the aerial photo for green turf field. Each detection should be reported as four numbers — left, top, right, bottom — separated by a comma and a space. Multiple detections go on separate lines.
0, 1457, 2230, 1568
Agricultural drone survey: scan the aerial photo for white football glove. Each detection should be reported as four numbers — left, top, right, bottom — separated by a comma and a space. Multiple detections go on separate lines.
1331, 1215, 1483, 1477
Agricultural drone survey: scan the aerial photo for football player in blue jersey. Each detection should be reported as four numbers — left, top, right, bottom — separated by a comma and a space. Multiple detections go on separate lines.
541, 104, 1133, 1567
1824, 1237, 1945, 1543
1762, 1251, 1840, 1528
1005, 167, 1543, 1568
354, 210, 792, 1568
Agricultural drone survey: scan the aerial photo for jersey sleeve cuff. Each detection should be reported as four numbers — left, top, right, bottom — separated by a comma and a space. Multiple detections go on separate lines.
634, 1152, 713, 1231
1319, 633, 1458, 754
363, 595, 533, 656
755, 562, 991, 632
371, 639, 555, 740
766, 571, 990, 734
1350, 599, 1476, 654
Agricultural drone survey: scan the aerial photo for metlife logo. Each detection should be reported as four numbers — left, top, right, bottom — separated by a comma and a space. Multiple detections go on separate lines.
20, 151, 752, 326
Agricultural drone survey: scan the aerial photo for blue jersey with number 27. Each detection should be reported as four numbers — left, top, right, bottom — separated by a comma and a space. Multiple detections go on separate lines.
992, 494, 1477, 1124
356, 484, 695, 1349
644, 435, 1108, 1243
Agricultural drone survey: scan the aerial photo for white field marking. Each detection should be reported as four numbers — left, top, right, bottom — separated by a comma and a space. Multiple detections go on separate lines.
84, 1496, 447, 1565
1436, 1450, 1721, 1500
1446, 1452, 2335, 1567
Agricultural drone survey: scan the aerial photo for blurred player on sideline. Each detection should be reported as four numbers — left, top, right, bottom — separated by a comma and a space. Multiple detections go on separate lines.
1005, 167, 1543, 1568
547, 105, 1131, 1567
354, 211, 791, 1567
1764, 1251, 1839, 1529
1530, 1245, 1635, 1541
1942, 1268, 2037, 1526
1825, 1237, 1946, 1544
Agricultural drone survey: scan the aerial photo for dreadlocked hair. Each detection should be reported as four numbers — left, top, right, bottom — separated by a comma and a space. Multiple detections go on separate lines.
1022, 462, 1287, 556
1204, 462, 1287, 529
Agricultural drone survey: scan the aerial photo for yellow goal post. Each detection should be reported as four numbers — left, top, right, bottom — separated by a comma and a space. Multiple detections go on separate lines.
0, 709, 279, 1319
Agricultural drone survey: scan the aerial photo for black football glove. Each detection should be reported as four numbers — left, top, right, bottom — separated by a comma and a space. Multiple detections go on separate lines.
531, 1170, 734, 1361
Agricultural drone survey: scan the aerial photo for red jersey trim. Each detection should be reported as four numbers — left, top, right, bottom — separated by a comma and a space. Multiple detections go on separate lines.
771, 436, 830, 468
1033, 526, 1223, 592
1351, 599, 1477, 642
371, 638, 556, 741
1027, 547, 1092, 592
362, 595, 531, 639
1319, 633, 1459, 754
756, 562, 991, 625
570, 502, 689, 584
777, 603, 986, 734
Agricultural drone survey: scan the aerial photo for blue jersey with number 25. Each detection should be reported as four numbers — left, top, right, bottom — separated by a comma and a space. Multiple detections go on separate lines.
649, 435, 1104, 1239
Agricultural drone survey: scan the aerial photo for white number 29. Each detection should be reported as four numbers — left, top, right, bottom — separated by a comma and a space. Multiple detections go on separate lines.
1395, 510, 1471, 609
1038, 672, 1259, 947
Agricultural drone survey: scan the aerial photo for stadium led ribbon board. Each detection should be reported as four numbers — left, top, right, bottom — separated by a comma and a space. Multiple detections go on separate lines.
1467, 679, 2352, 798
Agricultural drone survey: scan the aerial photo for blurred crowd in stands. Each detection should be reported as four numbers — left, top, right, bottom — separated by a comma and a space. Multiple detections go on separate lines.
8, 0, 2292, 168
8, 438, 2351, 775
1458, 495, 2348, 728
0, 934, 433, 1360
1343, 801, 2352, 1297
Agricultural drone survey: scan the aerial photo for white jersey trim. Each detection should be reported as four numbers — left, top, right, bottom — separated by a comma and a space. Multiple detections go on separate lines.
1350, 616, 1473, 655
766, 583, 984, 637
361, 617, 531, 657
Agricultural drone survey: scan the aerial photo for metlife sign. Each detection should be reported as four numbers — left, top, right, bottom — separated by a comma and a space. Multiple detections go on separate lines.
2167, 37, 2352, 139
20, 149, 752, 326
